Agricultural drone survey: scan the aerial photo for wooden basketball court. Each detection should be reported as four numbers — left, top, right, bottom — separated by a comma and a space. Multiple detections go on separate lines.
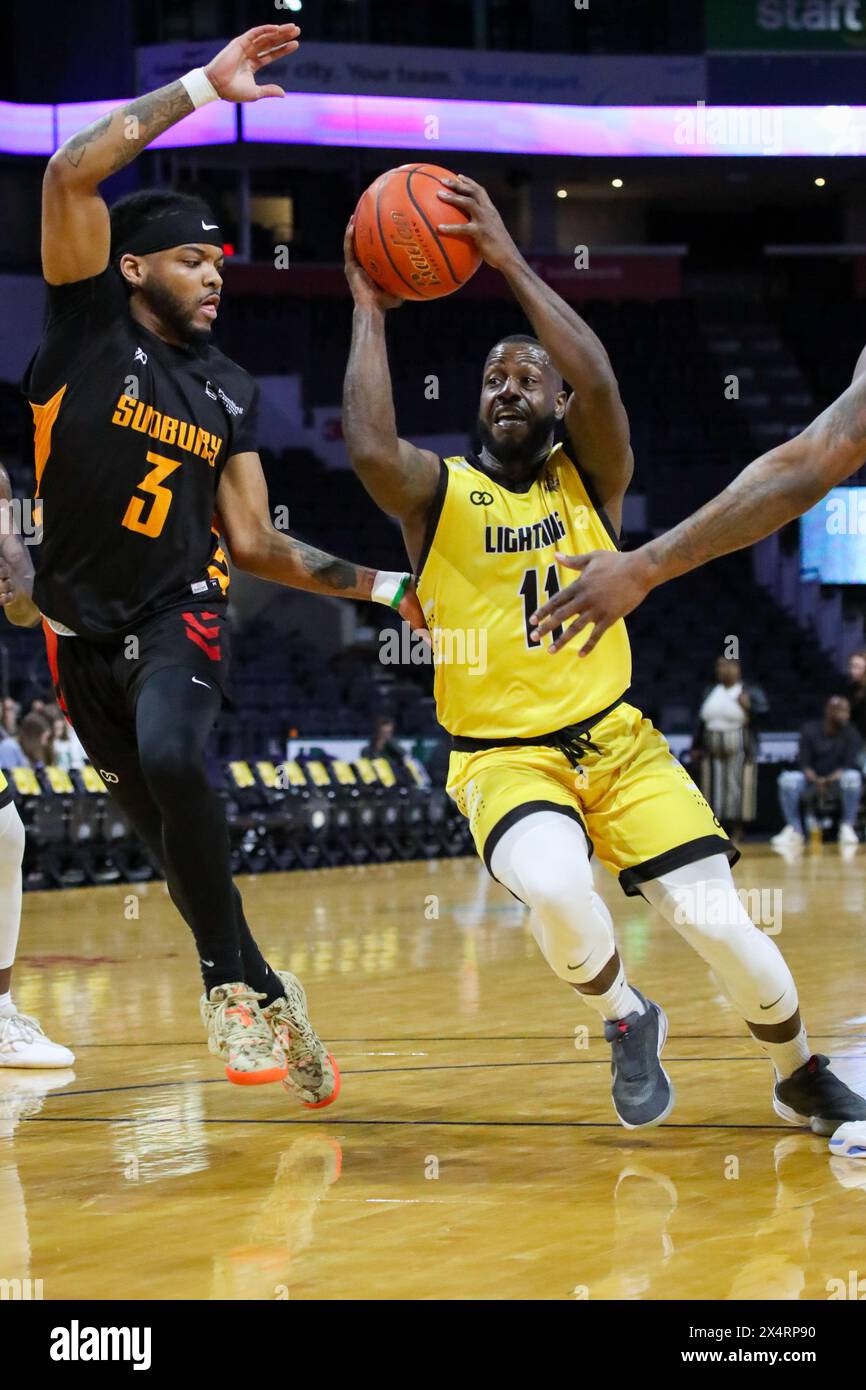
3, 846, 864, 1301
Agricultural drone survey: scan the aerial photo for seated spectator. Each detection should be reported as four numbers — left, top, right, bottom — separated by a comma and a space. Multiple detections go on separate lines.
692, 656, 768, 841
0, 726, 26, 769
845, 650, 866, 740
1, 697, 20, 737
52, 716, 87, 771
772, 695, 863, 852
361, 714, 404, 764
14, 712, 55, 772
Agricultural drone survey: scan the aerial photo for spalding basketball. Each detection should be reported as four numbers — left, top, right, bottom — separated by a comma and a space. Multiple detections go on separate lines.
353, 164, 481, 301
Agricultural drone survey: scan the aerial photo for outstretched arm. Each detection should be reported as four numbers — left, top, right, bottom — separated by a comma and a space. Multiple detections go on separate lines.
531, 345, 866, 655
41, 23, 299, 285
342, 222, 440, 567
216, 451, 427, 631
436, 176, 633, 527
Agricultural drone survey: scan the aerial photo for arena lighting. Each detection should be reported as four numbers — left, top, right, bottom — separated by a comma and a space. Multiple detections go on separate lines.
815, 176, 827, 186
556, 188, 568, 198
3, 97, 866, 158
0, 99, 53, 154
612, 177, 624, 187
241, 96, 866, 157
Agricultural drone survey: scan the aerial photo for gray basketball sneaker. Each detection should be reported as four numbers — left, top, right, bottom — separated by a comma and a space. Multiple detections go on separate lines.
603, 990, 675, 1129
774, 1054, 866, 1136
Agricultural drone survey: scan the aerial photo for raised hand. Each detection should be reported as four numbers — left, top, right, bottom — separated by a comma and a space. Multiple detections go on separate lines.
344, 219, 403, 312
204, 24, 300, 103
435, 175, 519, 271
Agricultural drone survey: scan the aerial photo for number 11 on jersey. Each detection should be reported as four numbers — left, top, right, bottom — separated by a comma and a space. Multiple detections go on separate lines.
520, 563, 563, 648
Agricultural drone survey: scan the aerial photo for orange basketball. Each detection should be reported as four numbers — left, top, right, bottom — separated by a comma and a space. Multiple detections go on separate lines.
353, 163, 481, 301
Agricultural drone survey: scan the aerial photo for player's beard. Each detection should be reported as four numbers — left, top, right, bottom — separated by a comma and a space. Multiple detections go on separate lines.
143, 276, 211, 349
476, 409, 557, 468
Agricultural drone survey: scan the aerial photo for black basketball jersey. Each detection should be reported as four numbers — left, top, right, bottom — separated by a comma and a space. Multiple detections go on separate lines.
21, 265, 259, 641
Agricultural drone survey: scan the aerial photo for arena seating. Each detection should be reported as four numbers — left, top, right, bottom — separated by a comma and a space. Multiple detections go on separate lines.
11, 752, 471, 890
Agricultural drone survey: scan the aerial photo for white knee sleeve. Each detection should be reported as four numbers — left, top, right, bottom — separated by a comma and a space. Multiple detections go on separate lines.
0, 800, 24, 970
490, 811, 616, 983
641, 854, 798, 1025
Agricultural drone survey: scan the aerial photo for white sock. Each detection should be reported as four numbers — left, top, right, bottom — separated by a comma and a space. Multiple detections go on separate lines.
760, 1026, 810, 1081
0, 991, 13, 1016
579, 963, 645, 1023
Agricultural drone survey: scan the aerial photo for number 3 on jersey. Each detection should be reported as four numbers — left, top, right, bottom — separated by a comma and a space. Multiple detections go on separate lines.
122, 449, 182, 539
520, 563, 563, 648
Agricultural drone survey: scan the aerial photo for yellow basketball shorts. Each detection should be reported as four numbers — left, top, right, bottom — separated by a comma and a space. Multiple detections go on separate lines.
446, 701, 739, 897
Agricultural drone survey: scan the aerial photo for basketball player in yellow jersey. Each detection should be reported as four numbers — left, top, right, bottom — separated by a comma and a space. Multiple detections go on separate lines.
342, 179, 866, 1135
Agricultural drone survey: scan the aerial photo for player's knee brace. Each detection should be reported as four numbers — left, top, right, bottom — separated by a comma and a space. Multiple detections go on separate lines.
0, 800, 25, 869
490, 811, 615, 983
0, 801, 25, 970
641, 854, 798, 1025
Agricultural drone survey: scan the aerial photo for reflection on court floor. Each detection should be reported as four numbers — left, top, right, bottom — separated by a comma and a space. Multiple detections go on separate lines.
2, 849, 865, 1300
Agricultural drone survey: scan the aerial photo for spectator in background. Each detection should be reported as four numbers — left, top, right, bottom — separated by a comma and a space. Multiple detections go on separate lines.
1, 697, 20, 738
692, 657, 768, 841
361, 714, 404, 764
17, 713, 55, 772
52, 716, 87, 772
0, 723, 26, 769
845, 650, 866, 740
772, 695, 863, 852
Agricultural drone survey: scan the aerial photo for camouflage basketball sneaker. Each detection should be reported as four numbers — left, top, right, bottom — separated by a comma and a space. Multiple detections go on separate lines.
603, 990, 675, 1129
262, 971, 341, 1109
774, 1054, 866, 1136
200, 982, 288, 1086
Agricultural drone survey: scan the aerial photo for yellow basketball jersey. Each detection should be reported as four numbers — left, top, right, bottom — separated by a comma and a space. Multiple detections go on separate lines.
416, 444, 631, 738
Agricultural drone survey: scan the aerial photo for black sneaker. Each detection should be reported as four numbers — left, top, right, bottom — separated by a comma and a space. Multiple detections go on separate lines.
603, 991, 675, 1129
774, 1054, 866, 1136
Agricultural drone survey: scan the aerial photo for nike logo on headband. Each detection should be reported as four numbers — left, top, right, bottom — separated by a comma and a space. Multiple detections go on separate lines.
202, 221, 218, 230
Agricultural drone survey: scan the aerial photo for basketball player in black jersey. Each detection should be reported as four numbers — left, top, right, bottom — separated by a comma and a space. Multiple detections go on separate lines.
7, 23, 423, 1101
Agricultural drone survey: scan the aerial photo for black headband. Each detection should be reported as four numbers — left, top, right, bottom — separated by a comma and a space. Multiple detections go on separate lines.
116, 211, 223, 258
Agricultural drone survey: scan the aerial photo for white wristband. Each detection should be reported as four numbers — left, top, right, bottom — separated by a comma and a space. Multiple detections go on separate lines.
371, 571, 410, 609
179, 67, 220, 109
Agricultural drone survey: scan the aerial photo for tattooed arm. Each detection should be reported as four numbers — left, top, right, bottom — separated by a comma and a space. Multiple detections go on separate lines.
530, 349, 866, 656
217, 452, 373, 598
41, 23, 299, 285
215, 452, 427, 633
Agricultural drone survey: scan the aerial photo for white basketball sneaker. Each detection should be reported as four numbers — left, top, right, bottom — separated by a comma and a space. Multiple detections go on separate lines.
0, 1009, 75, 1069
838, 823, 859, 848
770, 826, 805, 853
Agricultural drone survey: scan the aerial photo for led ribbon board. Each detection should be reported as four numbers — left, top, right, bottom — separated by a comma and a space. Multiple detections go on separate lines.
2, 96, 864, 157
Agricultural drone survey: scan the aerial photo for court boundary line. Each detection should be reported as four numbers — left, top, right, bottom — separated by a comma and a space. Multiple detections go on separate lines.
22, 1114, 805, 1131
53, 1031, 866, 1047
